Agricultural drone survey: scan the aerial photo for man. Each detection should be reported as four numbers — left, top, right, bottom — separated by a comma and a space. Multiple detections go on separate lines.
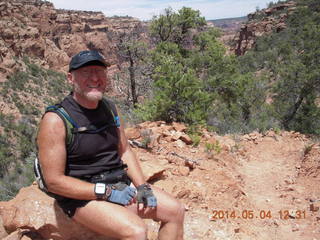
36, 50, 185, 240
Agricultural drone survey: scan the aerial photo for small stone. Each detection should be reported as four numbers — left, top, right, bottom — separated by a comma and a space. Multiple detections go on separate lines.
172, 122, 187, 132
180, 134, 193, 145
310, 203, 319, 212
176, 189, 191, 199
292, 224, 299, 232
175, 140, 186, 148
178, 166, 190, 176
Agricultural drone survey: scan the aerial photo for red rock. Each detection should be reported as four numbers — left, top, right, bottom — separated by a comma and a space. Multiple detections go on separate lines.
179, 134, 193, 145
0, 185, 111, 240
125, 127, 141, 139
175, 140, 186, 148
0, 216, 8, 239
176, 189, 191, 199
178, 166, 190, 176
2, 229, 26, 240
141, 160, 166, 181
171, 131, 182, 141
172, 122, 187, 132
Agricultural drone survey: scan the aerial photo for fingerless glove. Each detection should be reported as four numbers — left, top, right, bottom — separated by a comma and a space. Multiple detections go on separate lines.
107, 183, 136, 206
136, 183, 157, 208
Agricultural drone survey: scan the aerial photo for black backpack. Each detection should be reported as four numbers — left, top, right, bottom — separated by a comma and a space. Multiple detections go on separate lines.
34, 98, 120, 192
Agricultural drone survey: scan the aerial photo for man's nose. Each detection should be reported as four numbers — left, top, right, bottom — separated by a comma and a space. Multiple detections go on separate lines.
90, 72, 99, 81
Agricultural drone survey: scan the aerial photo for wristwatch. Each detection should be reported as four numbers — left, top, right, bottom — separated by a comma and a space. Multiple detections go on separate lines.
94, 183, 111, 200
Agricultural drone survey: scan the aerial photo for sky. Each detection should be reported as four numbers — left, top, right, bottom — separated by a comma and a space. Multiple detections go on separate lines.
48, 0, 274, 21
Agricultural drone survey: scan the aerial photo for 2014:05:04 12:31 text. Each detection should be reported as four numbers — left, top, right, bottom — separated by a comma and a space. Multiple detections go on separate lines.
211, 210, 306, 220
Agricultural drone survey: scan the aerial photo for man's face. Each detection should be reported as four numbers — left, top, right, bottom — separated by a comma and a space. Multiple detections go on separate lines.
69, 65, 109, 101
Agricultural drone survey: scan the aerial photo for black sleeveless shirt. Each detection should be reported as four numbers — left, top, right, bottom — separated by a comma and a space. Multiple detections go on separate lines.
60, 95, 124, 178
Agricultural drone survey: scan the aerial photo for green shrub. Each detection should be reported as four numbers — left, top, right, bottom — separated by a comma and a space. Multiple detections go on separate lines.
0, 155, 35, 201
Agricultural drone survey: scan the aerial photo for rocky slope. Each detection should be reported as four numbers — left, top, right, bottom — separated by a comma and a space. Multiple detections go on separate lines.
0, 0, 143, 80
0, 0, 298, 78
0, 0, 148, 123
231, 1, 296, 55
0, 122, 319, 239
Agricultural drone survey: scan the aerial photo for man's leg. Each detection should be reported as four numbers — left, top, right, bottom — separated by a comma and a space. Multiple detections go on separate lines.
73, 186, 185, 240
127, 186, 185, 240
73, 200, 147, 240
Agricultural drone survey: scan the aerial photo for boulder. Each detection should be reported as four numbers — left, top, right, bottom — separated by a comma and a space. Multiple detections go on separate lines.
172, 122, 187, 133
179, 134, 193, 145
0, 215, 8, 239
141, 160, 167, 181
125, 127, 141, 139
0, 184, 112, 240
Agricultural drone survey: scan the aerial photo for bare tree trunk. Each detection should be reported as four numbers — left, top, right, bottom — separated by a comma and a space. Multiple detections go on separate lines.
129, 57, 138, 105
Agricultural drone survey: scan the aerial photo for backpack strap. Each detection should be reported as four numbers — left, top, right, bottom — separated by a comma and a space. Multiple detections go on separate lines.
33, 157, 65, 200
34, 157, 48, 192
101, 98, 120, 128
45, 105, 77, 147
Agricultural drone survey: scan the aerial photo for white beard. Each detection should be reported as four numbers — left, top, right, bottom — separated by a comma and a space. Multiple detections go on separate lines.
74, 83, 104, 102
85, 91, 104, 101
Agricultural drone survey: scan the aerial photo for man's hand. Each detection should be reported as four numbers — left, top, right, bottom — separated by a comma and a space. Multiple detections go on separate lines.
107, 183, 136, 205
136, 183, 157, 209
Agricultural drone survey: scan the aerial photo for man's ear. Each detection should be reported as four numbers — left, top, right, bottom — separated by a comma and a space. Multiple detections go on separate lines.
67, 72, 73, 85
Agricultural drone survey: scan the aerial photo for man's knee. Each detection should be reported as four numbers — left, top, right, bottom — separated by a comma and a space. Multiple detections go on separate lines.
125, 222, 148, 240
166, 199, 185, 222
174, 201, 186, 221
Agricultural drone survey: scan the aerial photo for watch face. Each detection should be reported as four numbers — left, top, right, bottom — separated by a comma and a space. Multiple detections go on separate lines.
95, 183, 106, 195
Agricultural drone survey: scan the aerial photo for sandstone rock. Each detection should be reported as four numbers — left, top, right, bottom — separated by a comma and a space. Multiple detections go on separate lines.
2, 229, 26, 240
21, 235, 32, 240
180, 134, 193, 145
232, 1, 296, 55
43, 39, 70, 71
0, 0, 142, 80
171, 131, 182, 141
178, 166, 190, 176
0, 185, 111, 240
177, 189, 191, 199
138, 121, 157, 128
141, 160, 166, 181
0, 215, 8, 239
125, 127, 141, 139
175, 139, 186, 148
172, 122, 187, 132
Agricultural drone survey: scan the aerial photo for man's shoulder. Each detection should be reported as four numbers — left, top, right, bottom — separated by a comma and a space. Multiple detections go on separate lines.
38, 111, 66, 143
41, 111, 66, 129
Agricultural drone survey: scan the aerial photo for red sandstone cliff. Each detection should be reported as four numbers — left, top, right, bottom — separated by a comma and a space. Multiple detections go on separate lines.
232, 1, 296, 55
0, 0, 144, 80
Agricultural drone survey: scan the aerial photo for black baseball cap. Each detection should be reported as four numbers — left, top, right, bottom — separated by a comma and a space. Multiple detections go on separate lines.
69, 50, 111, 72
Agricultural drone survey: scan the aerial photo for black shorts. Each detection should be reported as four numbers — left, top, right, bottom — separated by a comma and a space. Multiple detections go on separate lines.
54, 182, 132, 218
56, 197, 90, 218
53, 167, 131, 217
